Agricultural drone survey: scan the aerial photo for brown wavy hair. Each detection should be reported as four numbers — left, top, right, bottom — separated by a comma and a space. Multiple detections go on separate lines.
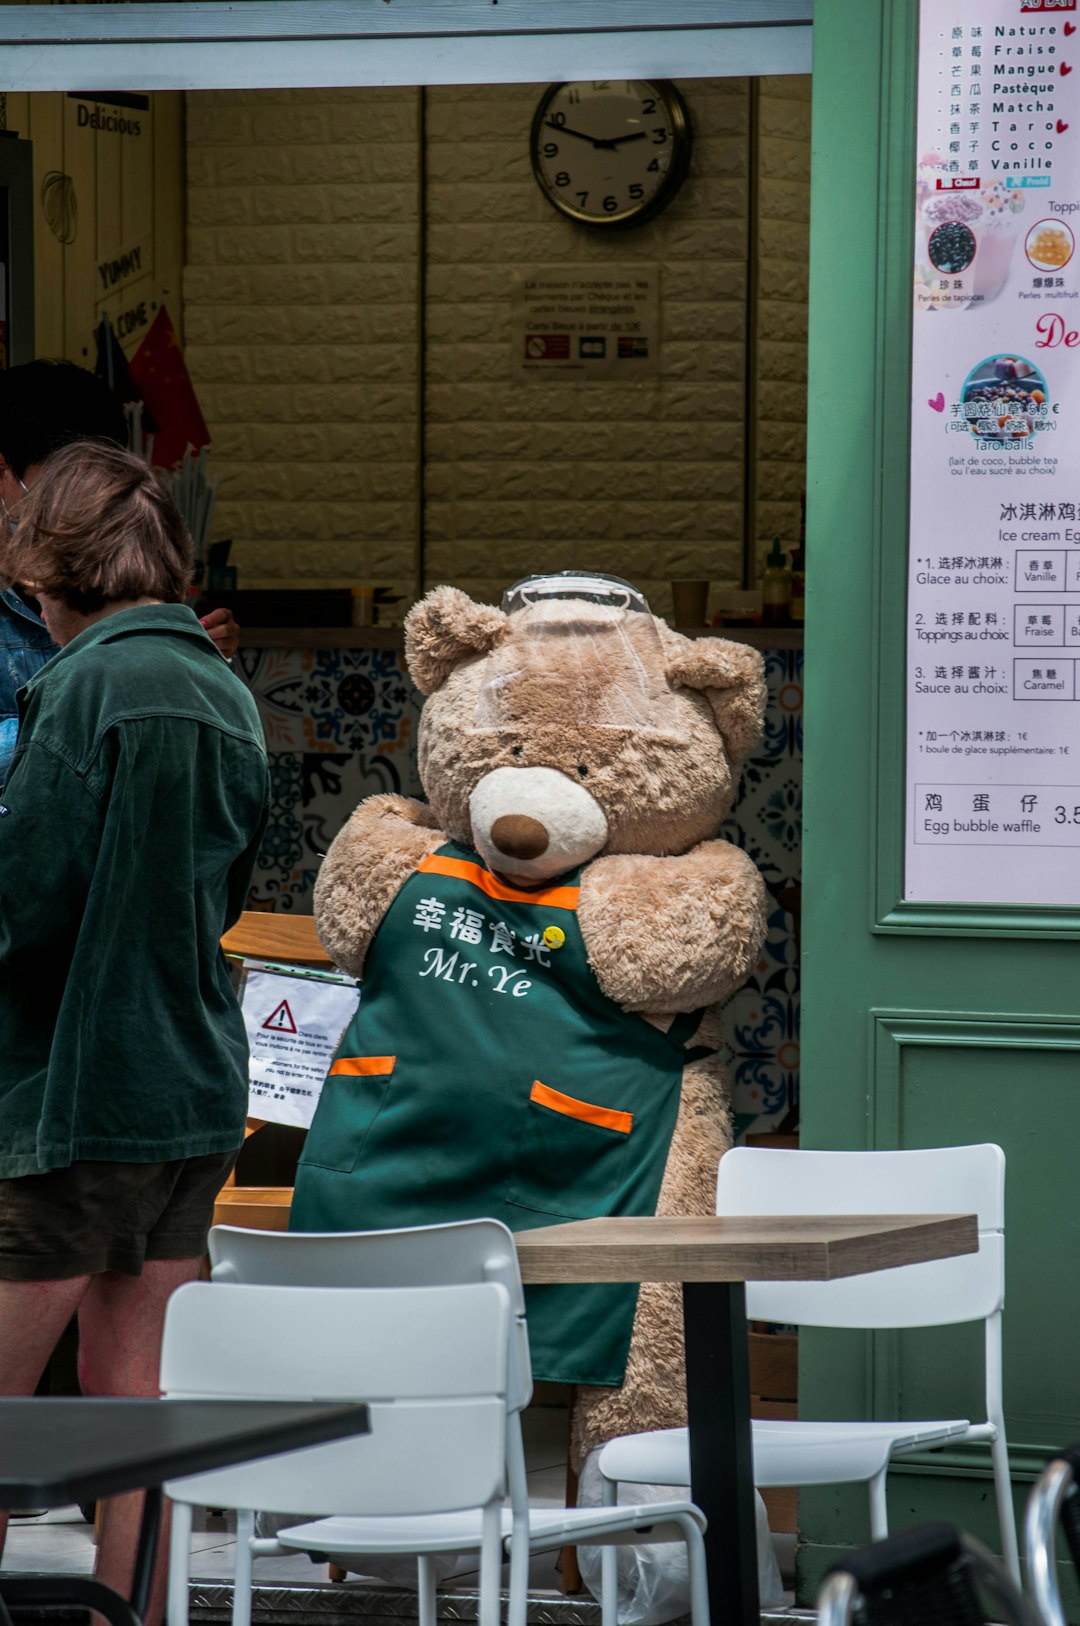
1, 441, 193, 614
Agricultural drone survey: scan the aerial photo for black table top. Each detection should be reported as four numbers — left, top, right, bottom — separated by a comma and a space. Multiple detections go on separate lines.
0, 1397, 370, 1507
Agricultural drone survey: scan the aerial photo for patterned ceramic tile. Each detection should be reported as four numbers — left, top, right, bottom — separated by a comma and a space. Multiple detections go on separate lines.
720, 648, 803, 1139
235, 640, 803, 1134
235, 646, 423, 911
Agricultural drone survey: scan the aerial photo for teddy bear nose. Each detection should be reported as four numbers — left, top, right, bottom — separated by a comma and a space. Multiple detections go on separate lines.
490, 814, 550, 861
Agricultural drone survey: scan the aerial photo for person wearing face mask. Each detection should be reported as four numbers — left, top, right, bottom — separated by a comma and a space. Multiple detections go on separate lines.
0, 360, 239, 780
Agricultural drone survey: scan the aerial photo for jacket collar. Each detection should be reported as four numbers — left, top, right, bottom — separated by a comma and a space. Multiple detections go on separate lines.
0, 584, 48, 634
23, 603, 223, 694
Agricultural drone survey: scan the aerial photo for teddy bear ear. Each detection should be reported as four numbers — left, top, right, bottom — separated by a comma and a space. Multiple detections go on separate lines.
404, 585, 511, 696
664, 632, 767, 768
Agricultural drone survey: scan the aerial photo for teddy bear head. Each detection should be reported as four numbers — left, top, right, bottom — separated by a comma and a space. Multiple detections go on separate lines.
404, 576, 766, 887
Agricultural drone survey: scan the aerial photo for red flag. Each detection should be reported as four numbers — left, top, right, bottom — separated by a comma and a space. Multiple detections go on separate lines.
128, 306, 210, 470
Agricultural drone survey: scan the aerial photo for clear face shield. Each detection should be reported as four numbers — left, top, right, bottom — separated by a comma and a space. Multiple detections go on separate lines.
473, 572, 677, 735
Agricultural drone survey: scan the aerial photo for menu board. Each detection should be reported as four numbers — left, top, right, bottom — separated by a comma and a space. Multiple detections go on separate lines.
906, 0, 1080, 906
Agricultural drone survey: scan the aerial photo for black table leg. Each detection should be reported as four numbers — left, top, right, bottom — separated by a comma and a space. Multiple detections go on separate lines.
129, 1486, 162, 1622
683, 1280, 759, 1626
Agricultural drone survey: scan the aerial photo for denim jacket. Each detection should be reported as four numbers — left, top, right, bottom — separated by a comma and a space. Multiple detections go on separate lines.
0, 587, 57, 781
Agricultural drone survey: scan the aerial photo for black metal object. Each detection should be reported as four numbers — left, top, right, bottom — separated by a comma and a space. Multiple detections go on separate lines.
0, 1576, 140, 1626
821, 1520, 1039, 1626
1051, 1443, 1080, 1578
837, 1521, 986, 1626
682, 1279, 759, 1626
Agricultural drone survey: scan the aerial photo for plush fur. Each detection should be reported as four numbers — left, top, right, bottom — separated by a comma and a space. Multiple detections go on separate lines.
314, 583, 769, 1466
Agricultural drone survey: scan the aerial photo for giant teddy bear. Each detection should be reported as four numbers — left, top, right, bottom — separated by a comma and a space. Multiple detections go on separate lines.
291, 573, 768, 1466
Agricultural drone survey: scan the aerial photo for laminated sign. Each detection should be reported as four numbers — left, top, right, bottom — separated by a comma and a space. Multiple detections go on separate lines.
907, 0, 1080, 905
241, 965, 360, 1129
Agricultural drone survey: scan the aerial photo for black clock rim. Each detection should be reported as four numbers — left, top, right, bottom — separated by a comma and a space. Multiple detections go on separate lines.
529, 78, 693, 230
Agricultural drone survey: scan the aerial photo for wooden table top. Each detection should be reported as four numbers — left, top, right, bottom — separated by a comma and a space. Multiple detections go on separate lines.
221, 911, 330, 966
513, 1212, 978, 1284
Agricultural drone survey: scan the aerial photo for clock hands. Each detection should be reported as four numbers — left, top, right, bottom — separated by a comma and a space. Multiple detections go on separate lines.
544, 118, 649, 151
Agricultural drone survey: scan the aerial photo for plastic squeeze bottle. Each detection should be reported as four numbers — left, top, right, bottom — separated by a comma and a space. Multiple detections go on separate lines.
761, 537, 792, 627
789, 497, 806, 624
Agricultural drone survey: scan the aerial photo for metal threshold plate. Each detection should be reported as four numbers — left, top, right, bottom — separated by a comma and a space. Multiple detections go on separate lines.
189, 1581, 810, 1625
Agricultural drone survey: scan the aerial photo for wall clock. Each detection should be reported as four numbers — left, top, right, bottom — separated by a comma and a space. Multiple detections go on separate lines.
529, 79, 692, 228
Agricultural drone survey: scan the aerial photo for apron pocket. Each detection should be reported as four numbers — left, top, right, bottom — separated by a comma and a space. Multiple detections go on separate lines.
299, 1055, 396, 1174
507, 1080, 632, 1221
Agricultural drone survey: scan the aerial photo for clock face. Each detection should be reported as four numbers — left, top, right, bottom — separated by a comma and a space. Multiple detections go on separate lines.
530, 80, 691, 228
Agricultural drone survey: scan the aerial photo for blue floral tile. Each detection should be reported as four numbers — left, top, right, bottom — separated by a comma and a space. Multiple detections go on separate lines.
235, 645, 423, 912
720, 649, 803, 1138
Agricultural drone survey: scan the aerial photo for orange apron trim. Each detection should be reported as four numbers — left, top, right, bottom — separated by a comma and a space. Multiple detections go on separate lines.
530, 1080, 632, 1136
418, 854, 580, 912
328, 1056, 397, 1077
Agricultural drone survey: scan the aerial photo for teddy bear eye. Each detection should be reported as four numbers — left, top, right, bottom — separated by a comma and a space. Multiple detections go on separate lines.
577, 764, 589, 778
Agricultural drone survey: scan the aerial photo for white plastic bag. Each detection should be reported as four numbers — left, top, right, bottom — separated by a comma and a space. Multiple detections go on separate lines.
575, 1446, 784, 1624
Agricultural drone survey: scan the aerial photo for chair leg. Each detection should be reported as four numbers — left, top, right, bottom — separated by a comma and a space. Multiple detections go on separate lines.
600, 1546, 619, 1626
231, 1507, 256, 1626
505, 1411, 531, 1626
328, 1563, 348, 1582
868, 1468, 889, 1542
600, 1478, 618, 1626
679, 1516, 712, 1626
417, 1553, 438, 1626
991, 1431, 1021, 1583
507, 1510, 531, 1626
166, 1499, 193, 1626
478, 1504, 503, 1626
561, 1425, 583, 1592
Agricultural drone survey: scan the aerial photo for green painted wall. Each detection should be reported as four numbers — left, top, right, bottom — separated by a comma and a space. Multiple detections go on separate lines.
800, 0, 1080, 1603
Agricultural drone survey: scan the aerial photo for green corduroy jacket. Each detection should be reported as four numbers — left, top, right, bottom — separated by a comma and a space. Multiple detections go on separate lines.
0, 603, 270, 1178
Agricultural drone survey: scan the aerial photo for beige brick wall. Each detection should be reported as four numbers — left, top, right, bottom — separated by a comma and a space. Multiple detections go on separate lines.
423, 79, 751, 616
183, 78, 810, 620
754, 76, 811, 565
183, 88, 422, 607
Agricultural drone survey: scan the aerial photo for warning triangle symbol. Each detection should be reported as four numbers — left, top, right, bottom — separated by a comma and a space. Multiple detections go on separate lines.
262, 999, 297, 1034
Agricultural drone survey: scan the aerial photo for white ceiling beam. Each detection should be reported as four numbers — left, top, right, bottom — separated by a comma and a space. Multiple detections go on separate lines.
0, 2, 812, 92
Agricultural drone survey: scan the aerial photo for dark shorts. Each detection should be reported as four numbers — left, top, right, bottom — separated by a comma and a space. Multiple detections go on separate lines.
0, 1150, 240, 1281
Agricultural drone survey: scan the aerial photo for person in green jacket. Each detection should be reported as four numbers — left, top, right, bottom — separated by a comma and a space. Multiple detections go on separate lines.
0, 441, 269, 1621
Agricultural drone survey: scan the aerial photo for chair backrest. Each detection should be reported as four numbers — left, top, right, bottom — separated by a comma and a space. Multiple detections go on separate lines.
160, 1279, 509, 1519
717, 1144, 1005, 1329
209, 1217, 532, 1410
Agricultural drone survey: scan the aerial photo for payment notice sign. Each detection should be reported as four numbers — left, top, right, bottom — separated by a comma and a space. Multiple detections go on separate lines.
512, 265, 659, 380
906, 0, 1080, 904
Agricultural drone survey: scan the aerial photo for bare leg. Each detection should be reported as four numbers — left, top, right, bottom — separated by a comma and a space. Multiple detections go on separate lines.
79, 1258, 204, 1626
0, 1275, 92, 1557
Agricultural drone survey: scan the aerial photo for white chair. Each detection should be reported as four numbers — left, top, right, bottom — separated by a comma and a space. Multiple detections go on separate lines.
199, 1220, 710, 1626
162, 1279, 512, 1626
598, 1144, 1019, 1582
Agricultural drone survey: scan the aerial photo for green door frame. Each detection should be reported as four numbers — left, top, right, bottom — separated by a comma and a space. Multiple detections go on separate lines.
802, 0, 1080, 1602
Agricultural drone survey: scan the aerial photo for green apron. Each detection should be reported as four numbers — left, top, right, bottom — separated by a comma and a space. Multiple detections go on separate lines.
291, 841, 708, 1385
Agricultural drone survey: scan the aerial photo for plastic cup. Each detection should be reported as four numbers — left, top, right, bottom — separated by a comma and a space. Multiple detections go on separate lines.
671, 581, 709, 627
351, 585, 374, 627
